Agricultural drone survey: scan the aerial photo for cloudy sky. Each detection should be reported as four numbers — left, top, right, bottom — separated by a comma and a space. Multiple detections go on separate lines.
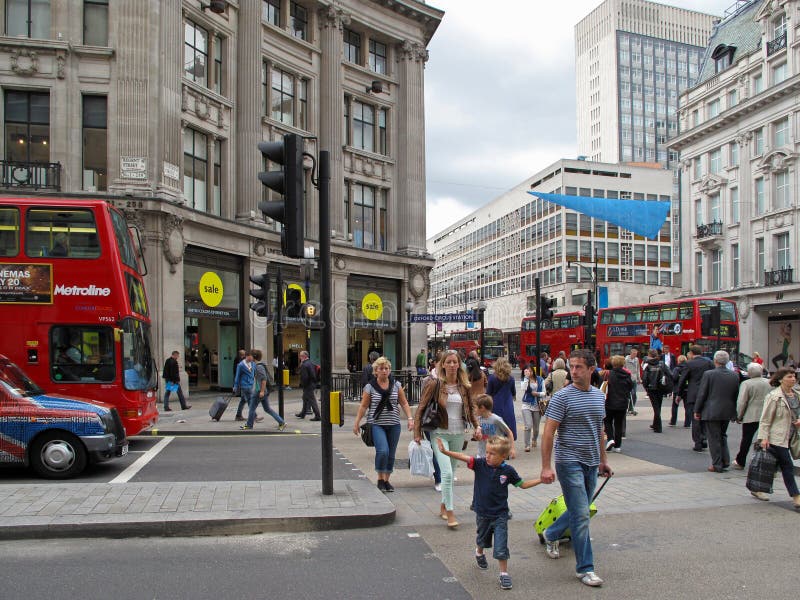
424, 0, 736, 238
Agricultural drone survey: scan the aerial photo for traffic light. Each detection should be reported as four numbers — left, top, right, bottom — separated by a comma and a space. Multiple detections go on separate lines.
257, 133, 305, 259
584, 304, 596, 328
285, 287, 302, 318
249, 272, 270, 318
540, 295, 556, 321
300, 302, 321, 329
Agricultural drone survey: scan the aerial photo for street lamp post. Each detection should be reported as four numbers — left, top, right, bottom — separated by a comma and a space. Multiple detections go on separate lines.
477, 299, 487, 366
567, 254, 599, 350
648, 290, 666, 303
405, 299, 414, 370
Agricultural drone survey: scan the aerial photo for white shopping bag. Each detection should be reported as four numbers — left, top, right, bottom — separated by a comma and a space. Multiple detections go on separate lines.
408, 439, 434, 478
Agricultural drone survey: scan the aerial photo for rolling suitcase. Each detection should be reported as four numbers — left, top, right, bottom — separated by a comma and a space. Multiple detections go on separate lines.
535, 474, 611, 544
209, 395, 231, 421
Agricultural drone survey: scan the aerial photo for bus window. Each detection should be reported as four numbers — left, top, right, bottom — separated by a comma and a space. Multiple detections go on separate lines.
25, 208, 100, 259
678, 303, 694, 320
641, 307, 659, 322
126, 273, 149, 317
626, 308, 643, 322
0, 207, 19, 256
660, 305, 678, 320
50, 326, 115, 382
110, 208, 139, 271
120, 317, 156, 391
600, 309, 625, 324
718, 301, 736, 322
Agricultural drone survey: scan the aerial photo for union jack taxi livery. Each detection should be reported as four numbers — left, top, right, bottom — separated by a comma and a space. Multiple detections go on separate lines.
0, 355, 127, 478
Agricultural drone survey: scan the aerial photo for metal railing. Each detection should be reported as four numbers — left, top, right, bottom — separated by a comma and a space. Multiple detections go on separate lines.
767, 32, 787, 56
764, 267, 793, 287
696, 221, 723, 239
0, 159, 61, 190
332, 371, 428, 405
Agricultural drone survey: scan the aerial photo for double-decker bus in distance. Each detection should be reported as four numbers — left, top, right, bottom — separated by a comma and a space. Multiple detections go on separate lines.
0, 198, 159, 435
519, 312, 586, 371
596, 297, 740, 365
448, 328, 504, 367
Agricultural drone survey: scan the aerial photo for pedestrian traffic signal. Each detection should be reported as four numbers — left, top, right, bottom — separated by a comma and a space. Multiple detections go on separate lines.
285, 287, 302, 318
540, 295, 556, 321
300, 302, 321, 329
249, 272, 270, 318
257, 133, 305, 259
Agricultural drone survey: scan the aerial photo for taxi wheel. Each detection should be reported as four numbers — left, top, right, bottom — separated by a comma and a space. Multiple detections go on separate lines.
29, 431, 88, 479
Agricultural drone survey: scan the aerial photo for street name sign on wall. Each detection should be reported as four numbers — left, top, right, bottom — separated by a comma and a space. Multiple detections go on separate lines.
410, 312, 474, 323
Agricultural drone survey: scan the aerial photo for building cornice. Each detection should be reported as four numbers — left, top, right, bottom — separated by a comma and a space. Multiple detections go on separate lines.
669, 75, 800, 152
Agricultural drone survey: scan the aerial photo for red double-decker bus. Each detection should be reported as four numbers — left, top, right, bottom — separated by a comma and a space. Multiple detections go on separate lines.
448, 328, 504, 367
596, 297, 740, 365
0, 198, 159, 435
519, 312, 586, 370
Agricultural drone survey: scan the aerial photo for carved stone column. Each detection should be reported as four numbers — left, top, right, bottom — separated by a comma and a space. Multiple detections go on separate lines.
318, 5, 348, 238
395, 40, 428, 255
736, 131, 753, 285
108, 0, 161, 196
235, 0, 262, 220
155, 0, 183, 201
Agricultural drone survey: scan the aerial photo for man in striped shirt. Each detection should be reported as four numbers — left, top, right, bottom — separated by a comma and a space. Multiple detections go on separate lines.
540, 349, 613, 588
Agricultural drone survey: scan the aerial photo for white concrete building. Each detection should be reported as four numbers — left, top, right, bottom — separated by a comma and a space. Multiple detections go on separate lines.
426, 158, 675, 357
576, 0, 719, 167
669, 0, 800, 365
0, 0, 442, 387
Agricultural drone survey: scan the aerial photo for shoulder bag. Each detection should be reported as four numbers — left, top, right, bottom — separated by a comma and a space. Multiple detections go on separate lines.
420, 380, 442, 431
360, 423, 374, 447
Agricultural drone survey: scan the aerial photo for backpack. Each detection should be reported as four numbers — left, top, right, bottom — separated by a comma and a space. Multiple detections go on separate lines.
645, 363, 672, 393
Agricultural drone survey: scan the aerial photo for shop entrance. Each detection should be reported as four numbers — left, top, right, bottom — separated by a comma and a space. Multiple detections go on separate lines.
184, 318, 239, 391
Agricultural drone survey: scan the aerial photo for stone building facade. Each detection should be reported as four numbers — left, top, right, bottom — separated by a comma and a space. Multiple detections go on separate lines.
669, 0, 800, 364
0, 0, 441, 388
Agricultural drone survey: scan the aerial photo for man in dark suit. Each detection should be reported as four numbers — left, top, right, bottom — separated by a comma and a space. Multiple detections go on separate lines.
677, 344, 714, 451
661, 345, 676, 371
694, 350, 740, 472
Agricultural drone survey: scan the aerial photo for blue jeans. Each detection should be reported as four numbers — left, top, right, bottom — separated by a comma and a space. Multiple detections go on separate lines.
545, 461, 598, 574
163, 385, 187, 410
372, 423, 401, 474
246, 392, 284, 428
476, 513, 509, 560
236, 388, 252, 419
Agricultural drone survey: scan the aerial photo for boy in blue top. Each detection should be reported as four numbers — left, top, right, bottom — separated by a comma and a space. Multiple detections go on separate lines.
437, 435, 541, 591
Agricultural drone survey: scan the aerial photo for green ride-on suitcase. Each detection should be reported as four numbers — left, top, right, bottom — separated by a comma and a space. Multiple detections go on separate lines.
534, 474, 611, 544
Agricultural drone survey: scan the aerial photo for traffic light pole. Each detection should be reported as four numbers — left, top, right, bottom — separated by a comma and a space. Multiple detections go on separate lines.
318, 150, 333, 496
275, 267, 284, 418
535, 276, 541, 377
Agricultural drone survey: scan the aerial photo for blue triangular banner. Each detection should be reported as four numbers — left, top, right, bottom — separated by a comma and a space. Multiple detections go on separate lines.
527, 192, 670, 240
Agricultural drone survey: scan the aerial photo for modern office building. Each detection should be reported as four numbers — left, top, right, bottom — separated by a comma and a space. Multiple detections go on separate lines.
427, 158, 675, 357
0, 0, 442, 387
668, 0, 800, 363
575, 0, 719, 167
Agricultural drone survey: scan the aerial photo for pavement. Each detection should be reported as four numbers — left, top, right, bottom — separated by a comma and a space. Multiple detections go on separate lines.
1, 388, 798, 540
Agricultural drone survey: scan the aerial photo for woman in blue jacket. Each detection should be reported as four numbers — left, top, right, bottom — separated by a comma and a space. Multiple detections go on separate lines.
486, 357, 517, 441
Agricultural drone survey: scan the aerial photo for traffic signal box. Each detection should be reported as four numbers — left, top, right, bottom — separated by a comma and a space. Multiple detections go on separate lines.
249, 272, 270, 318
257, 133, 305, 259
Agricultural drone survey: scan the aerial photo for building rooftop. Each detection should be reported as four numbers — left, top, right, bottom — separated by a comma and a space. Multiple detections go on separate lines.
696, 0, 762, 85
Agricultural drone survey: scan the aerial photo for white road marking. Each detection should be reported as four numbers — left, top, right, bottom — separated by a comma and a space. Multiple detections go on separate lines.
109, 436, 174, 484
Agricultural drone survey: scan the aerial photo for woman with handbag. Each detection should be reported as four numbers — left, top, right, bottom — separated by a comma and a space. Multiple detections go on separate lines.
414, 349, 481, 528
521, 366, 545, 452
353, 356, 413, 493
755, 366, 800, 507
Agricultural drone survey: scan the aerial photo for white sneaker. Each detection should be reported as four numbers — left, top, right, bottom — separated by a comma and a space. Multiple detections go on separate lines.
544, 537, 560, 559
434, 483, 442, 492
605, 439, 614, 451
612, 447, 622, 453
577, 571, 604, 587
750, 491, 770, 501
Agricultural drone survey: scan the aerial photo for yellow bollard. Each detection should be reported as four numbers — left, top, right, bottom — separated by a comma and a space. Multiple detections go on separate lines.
282, 369, 289, 386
